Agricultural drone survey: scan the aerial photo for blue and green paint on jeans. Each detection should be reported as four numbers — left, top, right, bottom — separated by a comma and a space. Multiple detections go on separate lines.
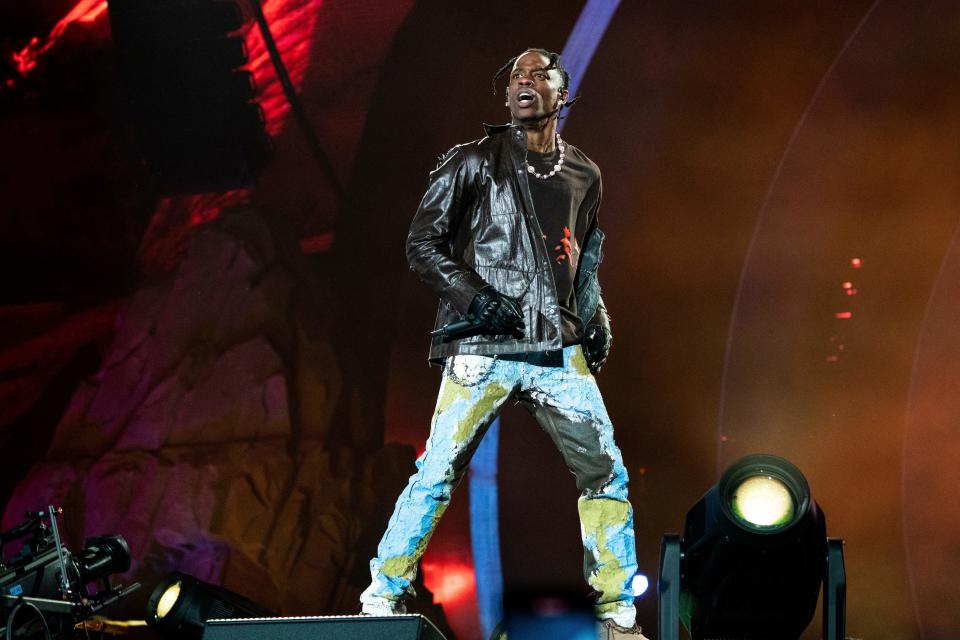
360, 345, 637, 621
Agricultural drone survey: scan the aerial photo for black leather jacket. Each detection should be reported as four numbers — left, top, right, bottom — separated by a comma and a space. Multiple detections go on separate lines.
407, 123, 610, 362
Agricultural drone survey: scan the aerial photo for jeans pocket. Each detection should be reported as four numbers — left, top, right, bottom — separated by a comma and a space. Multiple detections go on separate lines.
445, 355, 496, 387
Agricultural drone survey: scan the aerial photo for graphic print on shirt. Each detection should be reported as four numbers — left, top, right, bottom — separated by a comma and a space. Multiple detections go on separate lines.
553, 226, 581, 266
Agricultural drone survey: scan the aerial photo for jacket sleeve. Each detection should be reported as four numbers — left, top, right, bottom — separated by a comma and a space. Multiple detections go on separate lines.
406, 147, 488, 315
589, 294, 611, 335
583, 177, 612, 337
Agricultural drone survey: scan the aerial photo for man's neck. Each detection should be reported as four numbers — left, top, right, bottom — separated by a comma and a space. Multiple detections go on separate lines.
515, 117, 558, 153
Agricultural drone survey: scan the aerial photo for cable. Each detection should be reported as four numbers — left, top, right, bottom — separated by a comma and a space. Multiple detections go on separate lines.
4, 601, 52, 640
246, 0, 347, 199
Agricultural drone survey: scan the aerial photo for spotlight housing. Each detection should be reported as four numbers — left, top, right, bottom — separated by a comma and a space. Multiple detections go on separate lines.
659, 454, 845, 640
146, 572, 273, 639
713, 454, 814, 539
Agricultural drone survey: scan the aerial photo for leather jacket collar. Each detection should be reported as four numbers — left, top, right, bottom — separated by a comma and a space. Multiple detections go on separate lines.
482, 122, 515, 136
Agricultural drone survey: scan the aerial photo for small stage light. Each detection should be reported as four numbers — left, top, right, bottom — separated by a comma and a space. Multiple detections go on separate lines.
631, 574, 649, 597
146, 572, 273, 639
659, 454, 846, 640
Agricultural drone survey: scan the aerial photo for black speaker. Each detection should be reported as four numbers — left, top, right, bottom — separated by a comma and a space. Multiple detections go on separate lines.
202, 614, 448, 640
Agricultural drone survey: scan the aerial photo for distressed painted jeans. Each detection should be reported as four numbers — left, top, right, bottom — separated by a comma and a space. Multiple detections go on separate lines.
360, 345, 637, 622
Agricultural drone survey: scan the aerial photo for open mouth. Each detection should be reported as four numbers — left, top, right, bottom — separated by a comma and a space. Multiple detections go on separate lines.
516, 90, 536, 108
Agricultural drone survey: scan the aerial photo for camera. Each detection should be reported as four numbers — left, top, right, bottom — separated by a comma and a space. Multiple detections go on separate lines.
0, 507, 139, 639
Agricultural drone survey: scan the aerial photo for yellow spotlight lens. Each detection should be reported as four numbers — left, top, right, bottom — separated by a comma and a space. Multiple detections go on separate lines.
732, 476, 795, 528
156, 581, 182, 619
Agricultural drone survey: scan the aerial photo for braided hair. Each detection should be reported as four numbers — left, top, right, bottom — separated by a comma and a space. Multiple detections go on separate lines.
492, 48, 580, 117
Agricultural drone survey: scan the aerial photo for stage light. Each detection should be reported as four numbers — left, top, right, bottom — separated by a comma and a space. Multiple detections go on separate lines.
154, 580, 180, 619
631, 574, 649, 597
658, 454, 847, 640
730, 475, 794, 528
146, 572, 273, 639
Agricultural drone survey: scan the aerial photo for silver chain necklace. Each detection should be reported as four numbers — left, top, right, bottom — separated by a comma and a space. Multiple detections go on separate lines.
525, 134, 566, 180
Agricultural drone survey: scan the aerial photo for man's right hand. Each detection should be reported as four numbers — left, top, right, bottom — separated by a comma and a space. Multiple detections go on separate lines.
468, 286, 525, 338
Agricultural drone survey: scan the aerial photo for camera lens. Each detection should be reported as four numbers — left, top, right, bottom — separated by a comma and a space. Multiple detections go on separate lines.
74, 535, 131, 583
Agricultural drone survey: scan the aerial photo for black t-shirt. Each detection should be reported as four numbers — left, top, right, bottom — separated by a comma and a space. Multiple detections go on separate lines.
525, 144, 601, 346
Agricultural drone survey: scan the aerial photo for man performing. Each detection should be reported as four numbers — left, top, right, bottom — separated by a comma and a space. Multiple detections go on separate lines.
360, 48, 644, 638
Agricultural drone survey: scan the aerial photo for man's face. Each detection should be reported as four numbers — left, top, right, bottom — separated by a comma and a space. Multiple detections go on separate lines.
506, 51, 567, 122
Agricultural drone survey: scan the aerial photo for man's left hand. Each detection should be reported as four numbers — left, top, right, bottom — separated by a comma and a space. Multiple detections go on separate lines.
582, 325, 611, 374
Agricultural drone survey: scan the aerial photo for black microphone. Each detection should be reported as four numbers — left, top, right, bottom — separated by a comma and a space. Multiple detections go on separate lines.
431, 319, 484, 343
430, 320, 525, 343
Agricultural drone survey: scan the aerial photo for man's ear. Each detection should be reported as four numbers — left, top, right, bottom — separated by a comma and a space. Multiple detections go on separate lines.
559, 88, 569, 105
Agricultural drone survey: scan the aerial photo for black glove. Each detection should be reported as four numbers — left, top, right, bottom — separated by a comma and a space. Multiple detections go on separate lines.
582, 324, 611, 373
468, 286, 525, 338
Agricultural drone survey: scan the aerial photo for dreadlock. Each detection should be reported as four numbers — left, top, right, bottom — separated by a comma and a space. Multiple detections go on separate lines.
492, 47, 580, 116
